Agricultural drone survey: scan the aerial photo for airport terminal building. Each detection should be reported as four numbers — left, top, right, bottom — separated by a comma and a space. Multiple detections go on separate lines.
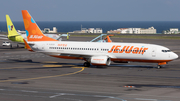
107, 27, 156, 34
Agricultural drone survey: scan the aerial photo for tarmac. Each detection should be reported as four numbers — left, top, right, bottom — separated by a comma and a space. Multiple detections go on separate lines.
0, 36, 180, 101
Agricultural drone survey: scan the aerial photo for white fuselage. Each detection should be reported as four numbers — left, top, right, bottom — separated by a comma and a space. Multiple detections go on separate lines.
29, 41, 178, 64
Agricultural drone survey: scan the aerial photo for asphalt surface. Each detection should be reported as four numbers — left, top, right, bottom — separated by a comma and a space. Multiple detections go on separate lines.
0, 36, 180, 101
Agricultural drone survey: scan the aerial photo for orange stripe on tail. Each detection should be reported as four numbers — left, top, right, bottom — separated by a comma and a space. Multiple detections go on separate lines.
21, 10, 57, 42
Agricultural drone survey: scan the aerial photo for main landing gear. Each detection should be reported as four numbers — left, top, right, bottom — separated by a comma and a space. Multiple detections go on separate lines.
17, 44, 19, 48
157, 65, 166, 69
83, 62, 90, 67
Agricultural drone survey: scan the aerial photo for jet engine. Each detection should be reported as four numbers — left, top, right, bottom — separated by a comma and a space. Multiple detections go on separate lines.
90, 56, 111, 66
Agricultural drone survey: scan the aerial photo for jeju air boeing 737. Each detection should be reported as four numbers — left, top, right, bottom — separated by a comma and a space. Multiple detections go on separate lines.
22, 10, 178, 69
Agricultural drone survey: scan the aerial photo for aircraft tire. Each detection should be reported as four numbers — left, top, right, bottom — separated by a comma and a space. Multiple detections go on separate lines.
157, 65, 161, 69
84, 62, 90, 67
10, 45, 12, 49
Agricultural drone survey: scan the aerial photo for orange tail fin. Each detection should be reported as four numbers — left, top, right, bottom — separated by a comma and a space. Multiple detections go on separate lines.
21, 10, 57, 42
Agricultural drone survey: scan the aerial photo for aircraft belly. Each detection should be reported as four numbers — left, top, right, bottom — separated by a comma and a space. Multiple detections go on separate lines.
113, 53, 172, 63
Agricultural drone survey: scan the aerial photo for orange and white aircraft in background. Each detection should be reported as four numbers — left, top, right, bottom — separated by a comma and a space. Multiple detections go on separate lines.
22, 10, 178, 68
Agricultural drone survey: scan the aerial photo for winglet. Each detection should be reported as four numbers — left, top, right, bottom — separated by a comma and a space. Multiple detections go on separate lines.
6, 15, 19, 37
21, 10, 57, 42
23, 39, 34, 52
104, 34, 114, 43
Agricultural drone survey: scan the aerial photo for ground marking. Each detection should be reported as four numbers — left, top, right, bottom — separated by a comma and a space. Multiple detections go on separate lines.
0, 67, 84, 83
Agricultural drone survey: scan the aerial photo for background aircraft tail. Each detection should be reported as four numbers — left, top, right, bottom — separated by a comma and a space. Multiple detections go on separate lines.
21, 10, 57, 42
6, 15, 20, 38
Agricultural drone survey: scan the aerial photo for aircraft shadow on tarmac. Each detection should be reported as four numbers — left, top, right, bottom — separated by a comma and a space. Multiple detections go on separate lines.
5, 59, 160, 69
0, 46, 24, 49
4, 59, 83, 69
7, 59, 39, 63
125, 84, 180, 89
40, 62, 157, 69
110, 64, 157, 69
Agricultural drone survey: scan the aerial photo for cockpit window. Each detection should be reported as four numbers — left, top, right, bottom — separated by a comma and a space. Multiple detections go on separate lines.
162, 50, 171, 52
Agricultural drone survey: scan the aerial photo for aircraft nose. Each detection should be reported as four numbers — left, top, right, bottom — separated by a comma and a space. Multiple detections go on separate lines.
171, 52, 178, 59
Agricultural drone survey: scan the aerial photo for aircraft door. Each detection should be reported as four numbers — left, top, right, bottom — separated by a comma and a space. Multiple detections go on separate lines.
98, 48, 102, 53
152, 47, 156, 57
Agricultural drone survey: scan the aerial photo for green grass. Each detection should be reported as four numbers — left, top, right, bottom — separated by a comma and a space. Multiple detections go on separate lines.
70, 34, 180, 40
114, 35, 180, 39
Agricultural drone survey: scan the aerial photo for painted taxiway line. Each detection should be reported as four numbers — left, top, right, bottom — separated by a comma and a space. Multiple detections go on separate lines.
43, 65, 63, 67
0, 67, 85, 83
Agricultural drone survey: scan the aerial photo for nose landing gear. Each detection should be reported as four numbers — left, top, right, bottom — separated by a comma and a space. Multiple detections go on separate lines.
157, 65, 162, 69
157, 62, 167, 69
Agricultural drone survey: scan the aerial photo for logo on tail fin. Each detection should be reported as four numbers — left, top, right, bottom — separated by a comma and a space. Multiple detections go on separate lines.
8, 25, 13, 31
22, 10, 57, 42
29, 35, 43, 39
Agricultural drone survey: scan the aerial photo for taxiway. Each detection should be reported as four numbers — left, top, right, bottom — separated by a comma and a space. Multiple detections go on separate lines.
0, 36, 180, 101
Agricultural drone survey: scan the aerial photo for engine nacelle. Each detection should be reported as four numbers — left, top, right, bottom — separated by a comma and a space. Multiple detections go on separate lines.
90, 56, 111, 66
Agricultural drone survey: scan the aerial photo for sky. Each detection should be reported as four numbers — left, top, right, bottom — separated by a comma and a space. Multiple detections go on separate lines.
1, 0, 180, 21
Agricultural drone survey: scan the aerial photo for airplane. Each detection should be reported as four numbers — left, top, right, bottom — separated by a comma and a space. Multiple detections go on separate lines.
5, 15, 25, 47
1, 15, 67, 47
22, 10, 178, 69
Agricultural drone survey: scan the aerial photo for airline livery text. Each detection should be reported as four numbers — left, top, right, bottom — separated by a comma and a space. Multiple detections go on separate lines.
108, 45, 148, 54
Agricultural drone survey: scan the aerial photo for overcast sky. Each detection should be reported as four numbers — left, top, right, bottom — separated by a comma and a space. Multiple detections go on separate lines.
1, 0, 180, 21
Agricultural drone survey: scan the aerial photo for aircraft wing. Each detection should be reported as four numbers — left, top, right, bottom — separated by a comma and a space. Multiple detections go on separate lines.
8, 35, 21, 37
0, 37, 8, 39
0, 35, 21, 40
49, 53, 92, 60
54, 52, 114, 60
56, 34, 68, 40
90, 34, 114, 43
60, 53, 91, 58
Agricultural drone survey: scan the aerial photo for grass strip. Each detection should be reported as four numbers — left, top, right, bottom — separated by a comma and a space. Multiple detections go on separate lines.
70, 34, 180, 40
